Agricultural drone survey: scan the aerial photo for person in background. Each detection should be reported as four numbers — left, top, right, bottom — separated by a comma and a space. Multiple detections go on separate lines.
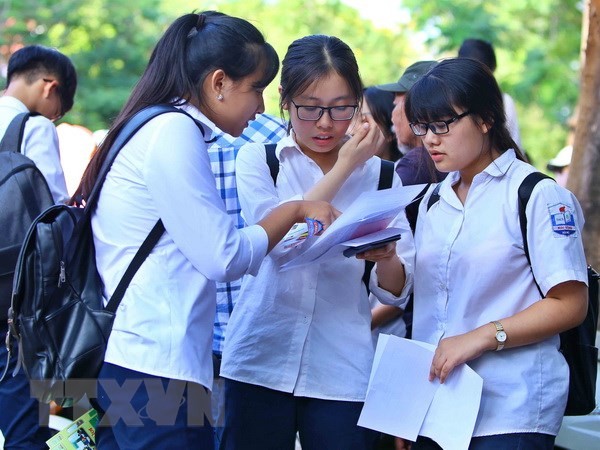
357, 87, 400, 162
0, 44, 76, 450
546, 144, 572, 188
209, 112, 287, 447
220, 34, 415, 450
458, 38, 522, 148
56, 123, 95, 195
373, 60, 447, 342
377, 60, 445, 188
73, 12, 340, 449
405, 57, 587, 449
374, 59, 447, 450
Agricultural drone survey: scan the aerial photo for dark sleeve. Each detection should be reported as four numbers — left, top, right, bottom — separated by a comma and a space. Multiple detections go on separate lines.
395, 147, 445, 186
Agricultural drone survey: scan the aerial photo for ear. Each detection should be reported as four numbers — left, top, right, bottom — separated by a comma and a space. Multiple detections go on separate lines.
42, 78, 59, 100
479, 119, 492, 134
207, 69, 227, 98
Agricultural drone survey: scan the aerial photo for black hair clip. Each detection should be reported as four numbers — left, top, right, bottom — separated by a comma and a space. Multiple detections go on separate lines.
196, 13, 206, 30
187, 13, 206, 39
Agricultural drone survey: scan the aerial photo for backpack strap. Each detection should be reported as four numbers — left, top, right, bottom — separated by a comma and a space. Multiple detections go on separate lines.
105, 219, 165, 313
85, 105, 184, 210
84, 105, 186, 312
518, 172, 552, 296
363, 159, 395, 294
0, 112, 53, 220
378, 159, 395, 190
427, 183, 442, 211
0, 112, 32, 154
265, 143, 279, 184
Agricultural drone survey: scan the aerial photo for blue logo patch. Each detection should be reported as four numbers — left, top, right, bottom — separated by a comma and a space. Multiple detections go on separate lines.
548, 203, 577, 237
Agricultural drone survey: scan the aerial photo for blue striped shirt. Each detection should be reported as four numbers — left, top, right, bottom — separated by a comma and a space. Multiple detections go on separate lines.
208, 113, 287, 354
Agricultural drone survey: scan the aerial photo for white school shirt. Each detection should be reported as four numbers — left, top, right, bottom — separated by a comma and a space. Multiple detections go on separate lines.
221, 134, 415, 401
0, 96, 69, 203
413, 149, 587, 436
92, 104, 268, 389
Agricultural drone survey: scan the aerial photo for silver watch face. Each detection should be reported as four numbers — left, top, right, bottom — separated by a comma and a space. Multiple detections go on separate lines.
496, 330, 507, 343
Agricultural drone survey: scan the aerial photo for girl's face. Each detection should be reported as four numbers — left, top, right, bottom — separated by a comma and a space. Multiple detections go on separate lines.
284, 72, 357, 159
207, 68, 266, 137
418, 108, 492, 177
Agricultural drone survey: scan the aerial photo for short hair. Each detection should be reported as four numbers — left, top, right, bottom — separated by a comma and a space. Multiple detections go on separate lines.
7, 45, 77, 115
458, 38, 497, 72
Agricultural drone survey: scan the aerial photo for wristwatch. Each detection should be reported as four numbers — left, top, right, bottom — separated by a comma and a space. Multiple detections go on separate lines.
492, 321, 507, 351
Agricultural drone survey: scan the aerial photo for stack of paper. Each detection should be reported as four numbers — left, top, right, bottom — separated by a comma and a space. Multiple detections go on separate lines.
281, 184, 425, 270
358, 335, 483, 450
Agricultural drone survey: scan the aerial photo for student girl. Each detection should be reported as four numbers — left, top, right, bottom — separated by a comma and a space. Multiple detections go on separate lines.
220, 34, 415, 450
73, 13, 344, 450
404, 57, 588, 449
358, 86, 400, 162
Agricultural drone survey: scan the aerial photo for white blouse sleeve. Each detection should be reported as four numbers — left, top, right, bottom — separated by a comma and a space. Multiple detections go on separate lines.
370, 174, 415, 306
526, 179, 588, 294
143, 113, 268, 281
23, 117, 69, 204
236, 142, 303, 259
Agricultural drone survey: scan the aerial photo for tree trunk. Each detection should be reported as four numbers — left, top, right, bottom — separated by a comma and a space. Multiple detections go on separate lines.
569, 0, 600, 270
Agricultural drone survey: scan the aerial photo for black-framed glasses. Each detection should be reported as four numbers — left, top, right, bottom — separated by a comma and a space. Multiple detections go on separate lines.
409, 111, 471, 136
291, 100, 358, 121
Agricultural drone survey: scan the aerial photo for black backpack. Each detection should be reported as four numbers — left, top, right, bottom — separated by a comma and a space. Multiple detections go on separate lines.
0, 112, 54, 321
518, 172, 599, 416
3, 105, 186, 406
421, 176, 599, 416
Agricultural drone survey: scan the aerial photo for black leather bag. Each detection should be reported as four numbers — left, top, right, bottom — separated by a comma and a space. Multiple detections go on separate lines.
3, 105, 183, 406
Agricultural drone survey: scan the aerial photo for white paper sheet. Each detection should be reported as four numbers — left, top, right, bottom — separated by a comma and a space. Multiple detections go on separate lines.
280, 184, 426, 270
358, 335, 439, 441
358, 335, 483, 450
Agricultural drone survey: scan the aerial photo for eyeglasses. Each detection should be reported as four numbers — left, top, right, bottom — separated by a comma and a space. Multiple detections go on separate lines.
291, 100, 358, 121
409, 111, 471, 136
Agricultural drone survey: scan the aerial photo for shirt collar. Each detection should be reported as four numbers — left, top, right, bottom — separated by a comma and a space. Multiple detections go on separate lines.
276, 133, 303, 160
446, 148, 518, 184
177, 101, 219, 142
0, 95, 29, 112
483, 148, 517, 178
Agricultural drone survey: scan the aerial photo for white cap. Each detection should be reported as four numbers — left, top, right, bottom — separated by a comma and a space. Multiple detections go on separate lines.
547, 145, 573, 169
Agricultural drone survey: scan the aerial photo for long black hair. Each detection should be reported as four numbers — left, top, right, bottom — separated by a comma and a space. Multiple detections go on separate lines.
405, 57, 525, 161
279, 34, 363, 128
74, 11, 278, 201
363, 87, 399, 161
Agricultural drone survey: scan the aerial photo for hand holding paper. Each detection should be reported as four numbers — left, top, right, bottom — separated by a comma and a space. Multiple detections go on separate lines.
281, 184, 425, 270
358, 335, 483, 450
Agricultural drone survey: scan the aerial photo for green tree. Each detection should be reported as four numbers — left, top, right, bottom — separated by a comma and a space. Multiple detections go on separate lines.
403, 0, 583, 167
2, 0, 419, 129
1, 0, 168, 130
182, 0, 419, 115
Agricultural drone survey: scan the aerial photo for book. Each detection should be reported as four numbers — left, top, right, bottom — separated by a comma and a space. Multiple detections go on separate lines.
46, 408, 98, 450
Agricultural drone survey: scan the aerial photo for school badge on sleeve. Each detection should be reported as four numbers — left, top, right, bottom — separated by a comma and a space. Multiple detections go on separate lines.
548, 203, 577, 237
